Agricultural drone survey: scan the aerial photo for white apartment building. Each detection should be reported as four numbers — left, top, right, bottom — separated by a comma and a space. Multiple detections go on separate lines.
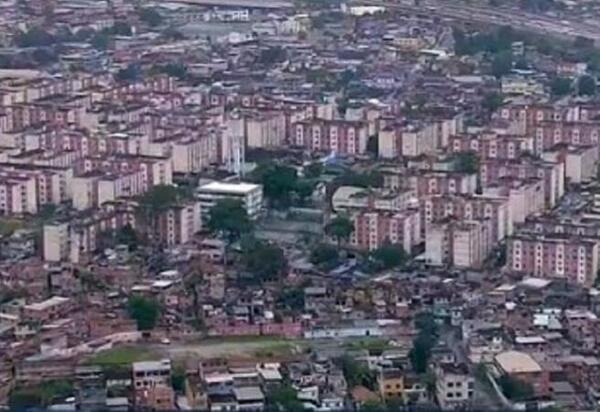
132, 359, 172, 390
0, 175, 37, 215
197, 181, 263, 222
43, 222, 70, 262
435, 364, 474, 410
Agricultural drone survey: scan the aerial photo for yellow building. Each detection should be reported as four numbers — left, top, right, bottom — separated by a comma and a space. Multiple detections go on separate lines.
378, 369, 404, 399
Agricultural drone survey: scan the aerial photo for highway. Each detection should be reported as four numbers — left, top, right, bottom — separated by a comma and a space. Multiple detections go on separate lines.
350, 0, 600, 41
167, 0, 293, 9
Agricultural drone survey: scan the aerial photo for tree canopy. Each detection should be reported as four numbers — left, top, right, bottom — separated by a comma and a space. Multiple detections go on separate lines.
409, 312, 439, 374
139, 8, 163, 27
310, 242, 339, 268
325, 215, 354, 248
127, 295, 160, 330
242, 238, 286, 283
550, 76, 572, 96
252, 162, 315, 208
498, 375, 534, 401
578, 74, 597, 96
206, 198, 252, 244
369, 244, 407, 271
452, 151, 480, 174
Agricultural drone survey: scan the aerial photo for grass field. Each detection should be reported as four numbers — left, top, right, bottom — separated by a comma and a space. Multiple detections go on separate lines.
85, 346, 160, 366
0, 218, 23, 236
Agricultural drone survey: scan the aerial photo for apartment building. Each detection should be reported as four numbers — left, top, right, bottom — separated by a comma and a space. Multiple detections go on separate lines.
449, 132, 534, 160
350, 209, 421, 253
22, 296, 71, 323
132, 359, 172, 390
197, 181, 263, 222
542, 145, 598, 184
483, 178, 545, 224
507, 233, 600, 287
331, 186, 416, 214
421, 194, 512, 242
0, 173, 37, 214
480, 158, 564, 208
155, 201, 202, 246
72, 170, 145, 210
425, 219, 493, 269
435, 363, 474, 411
293, 119, 368, 155
377, 122, 438, 158
407, 171, 477, 197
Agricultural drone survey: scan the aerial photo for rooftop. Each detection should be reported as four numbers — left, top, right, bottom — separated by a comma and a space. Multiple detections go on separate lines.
495, 351, 542, 374
198, 181, 261, 195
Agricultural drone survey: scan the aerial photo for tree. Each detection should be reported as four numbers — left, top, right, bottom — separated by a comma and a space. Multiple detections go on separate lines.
111, 21, 133, 36
498, 375, 534, 401
252, 162, 299, 208
325, 215, 354, 249
139, 8, 163, 27
482, 92, 504, 114
32, 48, 57, 65
137, 184, 184, 246
366, 135, 378, 156
304, 162, 323, 179
338, 356, 377, 389
491, 50, 513, 78
15, 27, 56, 47
116, 63, 141, 82
116, 224, 139, 251
91, 31, 110, 50
266, 385, 304, 412
310, 243, 339, 268
409, 312, 438, 374
152, 63, 187, 80
9, 380, 73, 409
578, 74, 597, 96
276, 287, 305, 312
242, 238, 286, 283
258, 47, 287, 66
207, 198, 252, 244
550, 76, 572, 96
127, 295, 160, 330
370, 244, 407, 270
452, 151, 479, 174
171, 365, 186, 392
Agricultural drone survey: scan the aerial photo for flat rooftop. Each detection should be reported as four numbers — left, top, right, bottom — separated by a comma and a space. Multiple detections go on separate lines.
198, 181, 260, 195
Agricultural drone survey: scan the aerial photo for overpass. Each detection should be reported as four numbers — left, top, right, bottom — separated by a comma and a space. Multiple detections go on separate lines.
166, 0, 293, 9
349, 0, 600, 42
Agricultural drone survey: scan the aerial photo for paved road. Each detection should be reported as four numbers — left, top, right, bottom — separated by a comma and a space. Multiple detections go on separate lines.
351, 0, 600, 41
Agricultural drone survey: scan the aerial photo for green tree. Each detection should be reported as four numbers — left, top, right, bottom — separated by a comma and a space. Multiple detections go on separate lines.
409, 312, 439, 373
111, 21, 133, 36
15, 27, 56, 47
310, 243, 339, 268
360, 400, 386, 412
550, 76, 572, 96
115, 224, 139, 251
152, 63, 187, 80
127, 295, 160, 330
498, 375, 534, 401
491, 51, 513, 78
91, 31, 110, 50
139, 8, 163, 27
578, 74, 597, 96
172, 365, 186, 392
338, 356, 376, 389
276, 287, 305, 312
482, 92, 504, 114
9, 380, 73, 409
325, 215, 354, 249
242, 238, 286, 283
366, 135, 378, 156
116, 63, 140, 82
137, 184, 183, 245
370, 244, 407, 270
452, 151, 480, 174
266, 385, 304, 412
252, 162, 299, 208
304, 162, 323, 179
207, 198, 252, 244
258, 46, 287, 66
